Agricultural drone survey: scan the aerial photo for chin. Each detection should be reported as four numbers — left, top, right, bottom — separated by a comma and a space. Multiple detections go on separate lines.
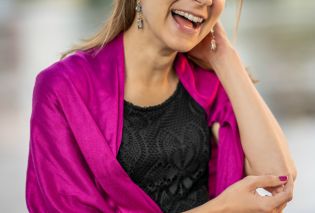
159, 19, 203, 53
164, 36, 196, 53
173, 45, 194, 53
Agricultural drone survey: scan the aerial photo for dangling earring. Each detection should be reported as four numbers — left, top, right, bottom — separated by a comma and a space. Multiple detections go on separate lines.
135, 0, 144, 29
210, 28, 217, 51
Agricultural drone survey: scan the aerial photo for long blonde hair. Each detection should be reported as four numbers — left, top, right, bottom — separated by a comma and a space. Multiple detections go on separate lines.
61, 0, 244, 59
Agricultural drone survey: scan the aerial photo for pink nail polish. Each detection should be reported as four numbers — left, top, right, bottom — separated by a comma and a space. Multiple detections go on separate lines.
279, 176, 288, 181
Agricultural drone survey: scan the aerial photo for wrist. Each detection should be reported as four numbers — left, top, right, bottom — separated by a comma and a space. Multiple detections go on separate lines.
209, 47, 246, 79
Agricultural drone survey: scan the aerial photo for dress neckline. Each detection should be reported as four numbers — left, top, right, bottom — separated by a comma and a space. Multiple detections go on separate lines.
124, 80, 181, 111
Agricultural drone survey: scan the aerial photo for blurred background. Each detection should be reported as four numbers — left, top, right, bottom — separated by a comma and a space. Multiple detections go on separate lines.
0, 0, 314, 212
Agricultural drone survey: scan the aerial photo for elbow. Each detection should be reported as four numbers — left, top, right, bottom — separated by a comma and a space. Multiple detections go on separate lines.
285, 153, 298, 182
290, 162, 298, 182
280, 160, 297, 182
283, 157, 297, 182
244, 157, 298, 182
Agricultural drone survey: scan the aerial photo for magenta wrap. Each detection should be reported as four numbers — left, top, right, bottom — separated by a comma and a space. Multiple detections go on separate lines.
25, 32, 245, 212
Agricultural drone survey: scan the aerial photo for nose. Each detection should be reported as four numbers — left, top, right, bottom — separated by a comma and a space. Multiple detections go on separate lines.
194, 0, 213, 6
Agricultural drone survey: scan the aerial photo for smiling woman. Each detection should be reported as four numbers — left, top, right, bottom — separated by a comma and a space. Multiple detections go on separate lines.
26, 0, 296, 213
61, 0, 243, 58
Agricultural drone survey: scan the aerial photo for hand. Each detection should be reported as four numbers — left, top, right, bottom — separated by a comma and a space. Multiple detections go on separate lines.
264, 174, 295, 213
215, 175, 293, 213
187, 20, 237, 73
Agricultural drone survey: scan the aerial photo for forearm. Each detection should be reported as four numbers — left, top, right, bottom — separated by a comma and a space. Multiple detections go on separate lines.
212, 49, 296, 178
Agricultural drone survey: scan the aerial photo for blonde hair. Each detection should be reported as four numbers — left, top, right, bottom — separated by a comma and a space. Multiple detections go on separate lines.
61, 0, 243, 58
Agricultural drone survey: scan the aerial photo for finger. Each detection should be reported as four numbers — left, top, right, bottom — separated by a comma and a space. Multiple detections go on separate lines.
275, 174, 295, 195
265, 185, 284, 196
262, 178, 293, 209
260, 191, 290, 211
248, 175, 288, 190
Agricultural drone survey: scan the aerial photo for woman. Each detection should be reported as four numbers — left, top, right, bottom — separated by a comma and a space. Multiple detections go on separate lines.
25, 0, 297, 212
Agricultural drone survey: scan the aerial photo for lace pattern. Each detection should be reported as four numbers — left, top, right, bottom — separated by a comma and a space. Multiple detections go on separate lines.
117, 81, 212, 213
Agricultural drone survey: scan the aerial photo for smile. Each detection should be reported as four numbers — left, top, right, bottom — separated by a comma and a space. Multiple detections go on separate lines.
171, 9, 205, 34
173, 10, 205, 25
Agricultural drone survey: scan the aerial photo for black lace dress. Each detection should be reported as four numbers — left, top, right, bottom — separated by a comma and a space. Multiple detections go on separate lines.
117, 80, 212, 213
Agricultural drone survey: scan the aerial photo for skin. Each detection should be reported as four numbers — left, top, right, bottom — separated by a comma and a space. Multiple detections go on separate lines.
123, 0, 297, 212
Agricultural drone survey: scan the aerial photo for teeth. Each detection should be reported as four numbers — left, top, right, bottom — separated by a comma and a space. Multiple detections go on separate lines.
173, 9, 204, 24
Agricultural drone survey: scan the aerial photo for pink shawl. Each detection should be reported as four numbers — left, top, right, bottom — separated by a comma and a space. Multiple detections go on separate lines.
25, 32, 245, 212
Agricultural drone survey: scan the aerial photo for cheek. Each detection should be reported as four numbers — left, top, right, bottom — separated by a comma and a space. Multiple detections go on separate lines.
142, 0, 171, 27
142, 5, 170, 37
210, 0, 225, 23
200, 0, 225, 36
142, 4, 197, 51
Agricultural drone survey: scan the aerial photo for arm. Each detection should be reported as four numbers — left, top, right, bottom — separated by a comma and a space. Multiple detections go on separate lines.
212, 49, 297, 180
212, 52, 295, 213
187, 20, 295, 213
206, 22, 297, 181
26, 70, 112, 212
188, 21, 297, 181
209, 21, 296, 213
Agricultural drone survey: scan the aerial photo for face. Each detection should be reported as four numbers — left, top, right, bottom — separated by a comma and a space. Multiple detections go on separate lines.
140, 0, 225, 52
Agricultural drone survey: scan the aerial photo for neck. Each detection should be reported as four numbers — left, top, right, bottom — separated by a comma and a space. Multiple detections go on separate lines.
123, 24, 178, 88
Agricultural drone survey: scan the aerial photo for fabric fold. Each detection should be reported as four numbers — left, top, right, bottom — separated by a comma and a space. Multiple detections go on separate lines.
207, 83, 245, 197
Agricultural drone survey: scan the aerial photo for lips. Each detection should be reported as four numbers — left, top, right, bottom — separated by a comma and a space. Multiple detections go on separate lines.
172, 12, 195, 29
170, 10, 203, 35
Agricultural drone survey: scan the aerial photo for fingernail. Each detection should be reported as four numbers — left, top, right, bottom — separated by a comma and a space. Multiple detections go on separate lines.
279, 176, 288, 181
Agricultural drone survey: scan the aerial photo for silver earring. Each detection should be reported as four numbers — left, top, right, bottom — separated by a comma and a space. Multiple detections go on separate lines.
210, 28, 217, 51
135, 0, 144, 29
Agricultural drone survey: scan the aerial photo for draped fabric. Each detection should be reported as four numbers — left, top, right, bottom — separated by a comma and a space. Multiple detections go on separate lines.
25, 31, 245, 212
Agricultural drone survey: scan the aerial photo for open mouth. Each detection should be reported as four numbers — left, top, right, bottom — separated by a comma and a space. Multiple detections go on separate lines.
171, 9, 205, 29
